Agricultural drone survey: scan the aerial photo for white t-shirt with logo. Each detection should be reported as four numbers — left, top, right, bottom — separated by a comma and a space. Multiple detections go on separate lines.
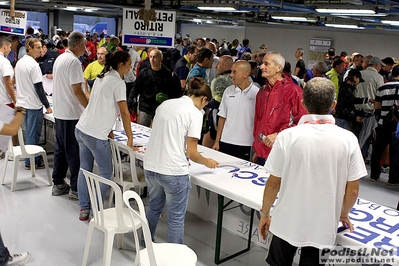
76, 71, 126, 140
218, 83, 259, 146
15, 55, 43, 109
144, 96, 203, 176
52, 50, 85, 120
0, 53, 14, 105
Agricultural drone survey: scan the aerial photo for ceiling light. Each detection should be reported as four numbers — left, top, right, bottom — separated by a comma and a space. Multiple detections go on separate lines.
325, 23, 365, 29
330, 13, 386, 17
42, 0, 50, 2
192, 18, 202, 23
65, 6, 81, 11
198, 6, 236, 11
381, 20, 399, 26
272, 16, 317, 22
316, 8, 375, 14
84, 8, 98, 12
0, 1, 9, 5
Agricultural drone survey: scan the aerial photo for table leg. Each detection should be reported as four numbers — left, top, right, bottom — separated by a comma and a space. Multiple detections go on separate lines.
214, 194, 255, 264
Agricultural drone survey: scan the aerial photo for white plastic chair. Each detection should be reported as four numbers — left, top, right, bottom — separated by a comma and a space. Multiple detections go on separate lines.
81, 169, 141, 266
1, 128, 52, 191
109, 139, 146, 198
123, 190, 198, 266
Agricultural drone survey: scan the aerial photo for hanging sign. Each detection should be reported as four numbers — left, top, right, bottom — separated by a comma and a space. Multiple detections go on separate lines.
122, 8, 176, 48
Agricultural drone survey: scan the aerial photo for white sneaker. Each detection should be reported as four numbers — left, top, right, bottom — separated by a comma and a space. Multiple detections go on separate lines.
7, 252, 30, 265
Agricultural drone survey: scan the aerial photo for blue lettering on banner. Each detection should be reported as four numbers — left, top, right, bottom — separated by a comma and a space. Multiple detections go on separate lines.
373, 236, 399, 254
349, 208, 374, 222
344, 226, 380, 244
218, 164, 240, 173
369, 217, 399, 234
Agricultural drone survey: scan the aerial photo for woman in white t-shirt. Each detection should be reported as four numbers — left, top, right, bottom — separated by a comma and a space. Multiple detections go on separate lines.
143, 77, 219, 244
75, 51, 134, 221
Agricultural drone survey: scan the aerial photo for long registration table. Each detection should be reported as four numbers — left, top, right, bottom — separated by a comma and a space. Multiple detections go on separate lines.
50, 121, 399, 265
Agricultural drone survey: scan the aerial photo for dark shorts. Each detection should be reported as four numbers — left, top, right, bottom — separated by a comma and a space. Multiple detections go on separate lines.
267, 234, 325, 266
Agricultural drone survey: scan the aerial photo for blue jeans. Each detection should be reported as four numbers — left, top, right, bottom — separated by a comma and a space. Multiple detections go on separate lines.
24, 108, 43, 165
75, 128, 113, 210
0, 234, 9, 266
52, 119, 80, 191
145, 170, 191, 244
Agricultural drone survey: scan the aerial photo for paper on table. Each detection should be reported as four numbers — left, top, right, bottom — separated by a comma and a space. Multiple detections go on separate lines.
189, 160, 228, 178
0, 104, 14, 150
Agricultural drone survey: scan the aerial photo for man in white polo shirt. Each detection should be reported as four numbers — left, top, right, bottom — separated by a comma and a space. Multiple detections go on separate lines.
258, 78, 367, 265
212, 60, 259, 160
52, 32, 88, 200
0, 37, 17, 147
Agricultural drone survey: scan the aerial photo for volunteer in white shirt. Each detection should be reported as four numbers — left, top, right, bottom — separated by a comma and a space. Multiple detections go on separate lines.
51, 32, 88, 200
75, 51, 135, 221
144, 77, 219, 244
15, 38, 52, 169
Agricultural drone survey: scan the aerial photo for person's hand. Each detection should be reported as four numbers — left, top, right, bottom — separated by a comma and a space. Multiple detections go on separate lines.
128, 144, 139, 151
46, 107, 52, 114
339, 215, 354, 233
212, 141, 220, 150
355, 116, 363, 122
108, 131, 114, 139
46, 73, 53, 79
258, 216, 272, 241
369, 98, 375, 104
264, 132, 278, 147
205, 158, 219, 169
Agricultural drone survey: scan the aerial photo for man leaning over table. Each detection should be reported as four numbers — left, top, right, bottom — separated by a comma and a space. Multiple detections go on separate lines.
252, 51, 307, 165
51, 32, 88, 200
258, 78, 367, 266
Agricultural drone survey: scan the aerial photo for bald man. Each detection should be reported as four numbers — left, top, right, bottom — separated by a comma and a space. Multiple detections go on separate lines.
202, 55, 234, 147
83, 46, 108, 96
128, 48, 181, 127
212, 61, 259, 160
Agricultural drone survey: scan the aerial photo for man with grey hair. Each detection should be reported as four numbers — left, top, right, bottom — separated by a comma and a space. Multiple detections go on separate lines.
312, 61, 328, 78
354, 56, 385, 158
258, 77, 366, 266
253, 51, 307, 165
52, 31, 88, 201
128, 48, 181, 127
294, 48, 306, 79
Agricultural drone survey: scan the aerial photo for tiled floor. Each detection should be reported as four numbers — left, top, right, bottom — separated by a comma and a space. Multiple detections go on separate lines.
0, 154, 398, 266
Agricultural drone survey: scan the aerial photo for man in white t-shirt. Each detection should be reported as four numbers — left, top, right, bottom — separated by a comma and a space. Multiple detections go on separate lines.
16, 39, 52, 169
0, 37, 17, 146
51, 32, 88, 200
212, 61, 259, 160
258, 78, 367, 265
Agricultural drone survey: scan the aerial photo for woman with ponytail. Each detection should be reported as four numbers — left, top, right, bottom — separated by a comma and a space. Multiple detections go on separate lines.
75, 51, 135, 221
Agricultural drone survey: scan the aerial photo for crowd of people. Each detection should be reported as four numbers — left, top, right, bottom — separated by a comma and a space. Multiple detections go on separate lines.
0, 28, 398, 265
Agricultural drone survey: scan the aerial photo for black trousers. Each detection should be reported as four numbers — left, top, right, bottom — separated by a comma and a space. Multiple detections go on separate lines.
52, 118, 80, 191
219, 141, 251, 161
370, 122, 396, 180
267, 235, 325, 266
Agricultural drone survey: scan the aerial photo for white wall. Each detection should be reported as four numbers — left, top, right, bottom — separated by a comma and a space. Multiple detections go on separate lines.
181, 23, 399, 71
246, 23, 399, 70
181, 24, 245, 44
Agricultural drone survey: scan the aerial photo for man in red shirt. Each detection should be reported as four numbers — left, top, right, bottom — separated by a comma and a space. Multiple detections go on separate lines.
252, 51, 307, 165
85, 35, 96, 63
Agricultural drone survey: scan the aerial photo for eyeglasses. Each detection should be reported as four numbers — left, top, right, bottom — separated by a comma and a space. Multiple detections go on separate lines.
97, 53, 106, 55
